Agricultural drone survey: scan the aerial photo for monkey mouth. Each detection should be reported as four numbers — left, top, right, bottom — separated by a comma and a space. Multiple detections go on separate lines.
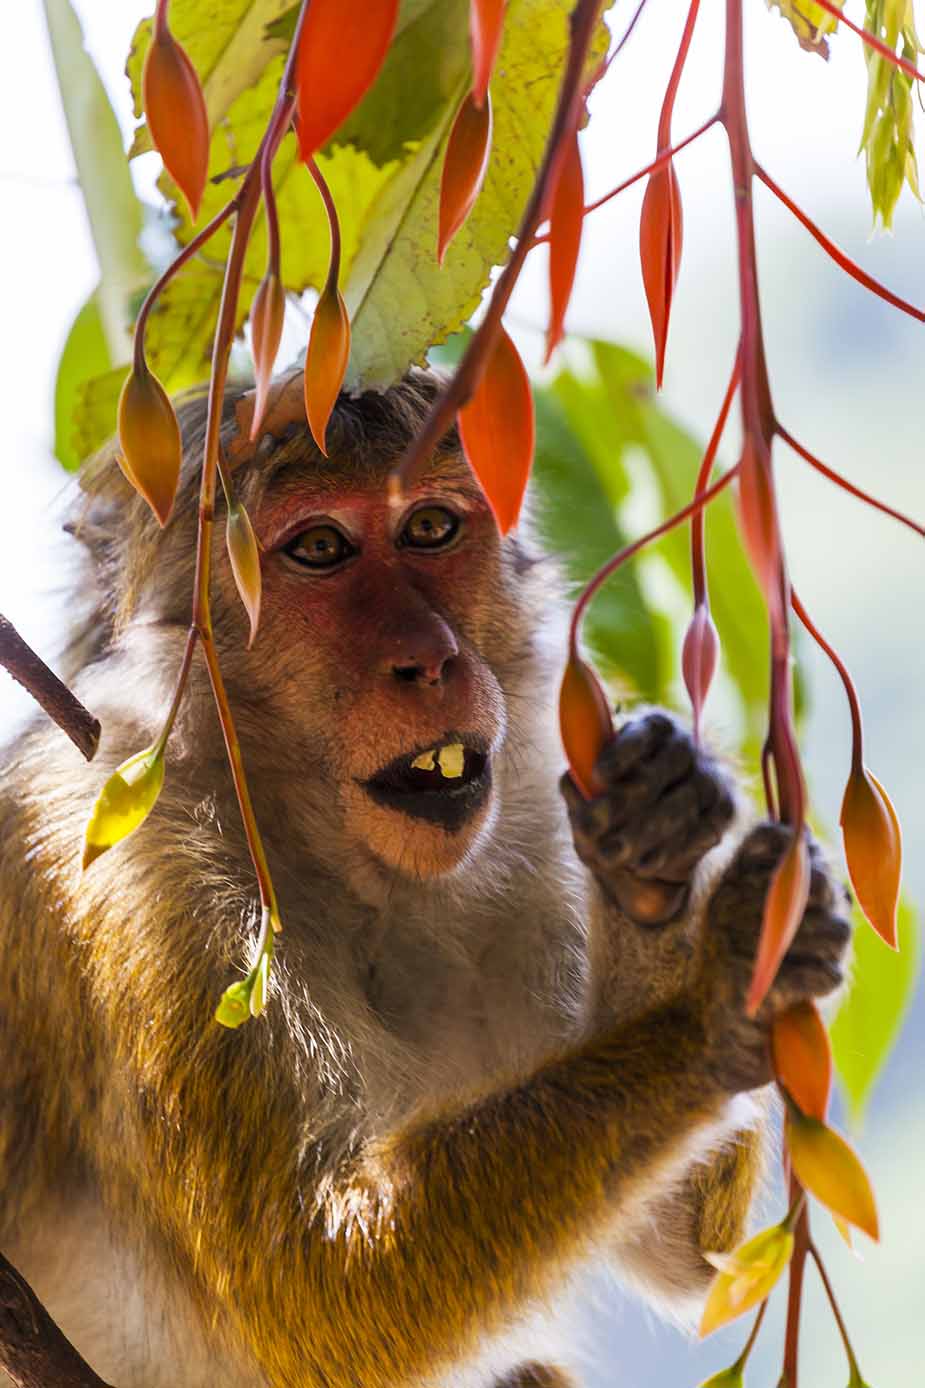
362, 736, 492, 830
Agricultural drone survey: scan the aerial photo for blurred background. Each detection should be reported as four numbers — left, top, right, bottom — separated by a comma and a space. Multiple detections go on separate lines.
0, 2, 922, 1384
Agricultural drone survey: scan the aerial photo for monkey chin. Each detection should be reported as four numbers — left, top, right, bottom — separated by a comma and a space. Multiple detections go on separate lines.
343, 782, 497, 880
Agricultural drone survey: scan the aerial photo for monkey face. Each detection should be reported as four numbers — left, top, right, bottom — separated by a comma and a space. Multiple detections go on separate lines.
239, 445, 521, 880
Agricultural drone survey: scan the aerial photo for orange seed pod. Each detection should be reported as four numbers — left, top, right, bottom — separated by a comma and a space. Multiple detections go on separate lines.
639, 160, 683, 389
785, 1105, 879, 1241
559, 654, 613, 800
544, 132, 584, 364
746, 831, 810, 1016
250, 272, 286, 441
117, 362, 182, 527
772, 1001, 832, 1120
682, 603, 720, 742
736, 437, 781, 608
840, 764, 902, 949
142, 23, 209, 220
438, 92, 492, 264
458, 325, 534, 534
296, 0, 399, 160
226, 501, 262, 648
304, 283, 351, 456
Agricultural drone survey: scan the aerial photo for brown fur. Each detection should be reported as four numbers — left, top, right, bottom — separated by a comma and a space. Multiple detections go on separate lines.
0, 374, 827, 1388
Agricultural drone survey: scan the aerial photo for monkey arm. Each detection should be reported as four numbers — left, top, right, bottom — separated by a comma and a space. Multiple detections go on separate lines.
89, 983, 737, 1388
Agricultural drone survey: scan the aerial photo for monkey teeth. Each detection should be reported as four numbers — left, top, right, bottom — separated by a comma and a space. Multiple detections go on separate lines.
364, 737, 491, 829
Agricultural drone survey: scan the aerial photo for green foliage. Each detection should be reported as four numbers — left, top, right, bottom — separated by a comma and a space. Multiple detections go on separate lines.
54, 293, 113, 471
831, 899, 921, 1125
127, 0, 608, 392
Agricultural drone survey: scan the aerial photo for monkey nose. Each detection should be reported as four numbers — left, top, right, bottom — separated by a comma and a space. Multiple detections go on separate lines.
385, 623, 460, 687
390, 652, 457, 687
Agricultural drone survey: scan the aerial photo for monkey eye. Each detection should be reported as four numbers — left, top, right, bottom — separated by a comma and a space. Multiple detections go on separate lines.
399, 505, 461, 551
283, 523, 355, 570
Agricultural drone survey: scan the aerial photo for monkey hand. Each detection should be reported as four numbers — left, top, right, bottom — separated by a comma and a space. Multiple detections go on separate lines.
561, 711, 736, 928
699, 822, 852, 1094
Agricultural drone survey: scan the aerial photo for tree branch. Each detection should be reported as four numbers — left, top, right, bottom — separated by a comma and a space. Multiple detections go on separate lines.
0, 1250, 114, 1388
0, 616, 100, 761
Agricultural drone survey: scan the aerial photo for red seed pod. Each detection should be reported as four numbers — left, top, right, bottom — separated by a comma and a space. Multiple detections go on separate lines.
458, 325, 534, 535
226, 500, 262, 648
438, 92, 493, 264
736, 437, 781, 608
639, 160, 683, 389
142, 24, 209, 221
681, 603, 720, 741
296, 0, 399, 161
559, 654, 613, 800
117, 361, 182, 526
544, 132, 584, 364
771, 1001, 832, 1120
746, 831, 811, 1016
470, 0, 506, 107
304, 283, 351, 456
840, 764, 902, 948
250, 272, 287, 441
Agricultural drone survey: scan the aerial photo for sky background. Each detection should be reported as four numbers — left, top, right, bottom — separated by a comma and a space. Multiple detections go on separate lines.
1, 3, 923, 1385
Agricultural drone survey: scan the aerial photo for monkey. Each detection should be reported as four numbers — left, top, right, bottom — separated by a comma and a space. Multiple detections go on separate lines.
0, 371, 850, 1388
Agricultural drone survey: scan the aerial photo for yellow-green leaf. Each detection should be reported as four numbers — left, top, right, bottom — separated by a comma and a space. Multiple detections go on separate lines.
215, 979, 252, 1028
785, 1107, 879, 1240
700, 1223, 794, 1336
82, 744, 166, 870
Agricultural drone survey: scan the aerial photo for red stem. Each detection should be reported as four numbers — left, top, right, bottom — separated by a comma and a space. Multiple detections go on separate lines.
755, 164, 925, 324
132, 200, 236, 371
808, 1242, 863, 1380
533, 115, 718, 245
778, 425, 925, 538
569, 464, 739, 653
790, 587, 864, 773
691, 343, 741, 605
811, 0, 925, 82
153, 0, 169, 38
389, 0, 604, 496
658, 0, 701, 147
308, 158, 343, 290
783, 1184, 810, 1388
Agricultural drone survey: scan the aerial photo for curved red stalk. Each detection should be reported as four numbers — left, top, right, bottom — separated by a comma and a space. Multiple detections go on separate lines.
532, 116, 718, 248
779, 426, 925, 538
810, 0, 925, 82
569, 465, 739, 653
691, 343, 741, 604
790, 588, 863, 773
658, 0, 701, 145
755, 165, 925, 324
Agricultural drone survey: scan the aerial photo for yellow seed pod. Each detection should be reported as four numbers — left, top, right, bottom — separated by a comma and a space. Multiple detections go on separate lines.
82, 743, 165, 870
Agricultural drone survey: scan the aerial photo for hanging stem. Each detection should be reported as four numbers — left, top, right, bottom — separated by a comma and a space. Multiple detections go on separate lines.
691, 343, 741, 604
790, 587, 864, 772
658, 0, 702, 147
569, 465, 739, 653
782, 1184, 811, 1387
809, 1241, 865, 1381
308, 157, 344, 289
389, 0, 605, 496
811, 0, 925, 82
779, 426, 925, 537
755, 164, 925, 323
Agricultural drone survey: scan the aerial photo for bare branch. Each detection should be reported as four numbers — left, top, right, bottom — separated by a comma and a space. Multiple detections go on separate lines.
0, 1250, 114, 1388
0, 616, 100, 761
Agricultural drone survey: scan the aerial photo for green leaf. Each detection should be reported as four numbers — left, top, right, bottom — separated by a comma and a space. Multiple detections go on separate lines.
44, 0, 148, 360
831, 899, 921, 1126
346, 0, 610, 388
127, 0, 293, 157
215, 979, 252, 1028
82, 744, 166, 871
590, 342, 770, 741
73, 364, 131, 465
532, 387, 663, 698
54, 292, 112, 471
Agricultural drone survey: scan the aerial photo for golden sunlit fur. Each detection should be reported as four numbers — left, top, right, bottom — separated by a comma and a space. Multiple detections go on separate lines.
0, 374, 776, 1388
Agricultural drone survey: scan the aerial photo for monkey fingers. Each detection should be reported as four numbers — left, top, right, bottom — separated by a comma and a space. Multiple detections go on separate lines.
703, 822, 852, 1092
561, 711, 735, 926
